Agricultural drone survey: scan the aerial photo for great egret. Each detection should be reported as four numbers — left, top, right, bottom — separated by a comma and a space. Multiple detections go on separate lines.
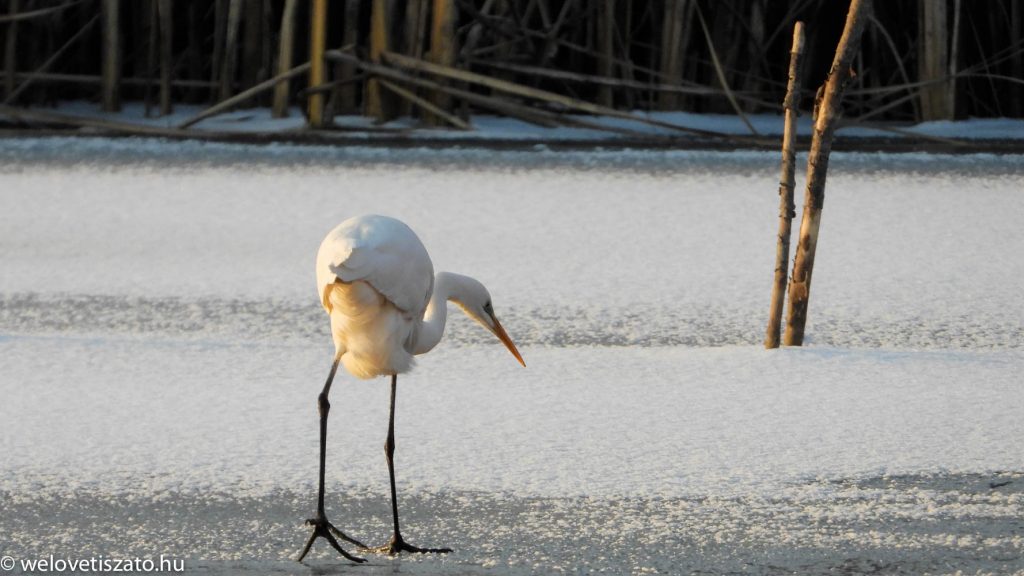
297, 214, 525, 563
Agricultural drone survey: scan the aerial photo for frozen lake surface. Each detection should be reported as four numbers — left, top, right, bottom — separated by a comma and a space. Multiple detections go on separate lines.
1, 139, 1023, 574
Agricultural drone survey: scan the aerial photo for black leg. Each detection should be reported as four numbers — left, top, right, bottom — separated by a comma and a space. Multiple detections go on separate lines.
385, 373, 402, 538
296, 355, 366, 564
362, 374, 452, 555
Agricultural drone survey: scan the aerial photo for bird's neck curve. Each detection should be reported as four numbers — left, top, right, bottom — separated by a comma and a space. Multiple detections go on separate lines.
413, 271, 472, 355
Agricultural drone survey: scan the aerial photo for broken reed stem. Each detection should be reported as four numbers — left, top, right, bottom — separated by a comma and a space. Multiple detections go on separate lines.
365, 0, 390, 121
0, 0, 83, 24
867, 15, 921, 121
398, 0, 428, 117
0, 72, 214, 89
596, 0, 615, 107
271, 0, 296, 118
220, 0, 242, 101
307, 0, 326, 126
426, 0, 457, 125
468, 58, 773, 103
918, 0, 952, 120
765, 21, 804, 350
695, 3, 758, 135
240, 0, 263, 91
948, 0, 961, 117
209, 0, 226, 103
327, 49, 661, 136
0, 103, 187, 136
179, 61, 309, 129
101, 0, 120, 111
380, 50, 736, 140
2, 1, 1022, 129
379, 79, 469, 129
4, 14, 99, 105
3, 0, 19, 100
158, 0, 173, 115
144, 0, 157, 116
783, 0, 872, 346
658, 0, 686, 110
327, 0, 359, 115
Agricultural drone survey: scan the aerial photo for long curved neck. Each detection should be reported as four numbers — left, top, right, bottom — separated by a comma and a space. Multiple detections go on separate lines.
413, 271, 471, 355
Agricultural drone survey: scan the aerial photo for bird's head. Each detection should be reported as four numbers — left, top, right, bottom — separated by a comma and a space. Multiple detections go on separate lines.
451, 275, 526, 367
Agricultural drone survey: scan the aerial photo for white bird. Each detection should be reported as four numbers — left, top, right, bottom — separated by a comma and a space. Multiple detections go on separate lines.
297, 214, 525, 563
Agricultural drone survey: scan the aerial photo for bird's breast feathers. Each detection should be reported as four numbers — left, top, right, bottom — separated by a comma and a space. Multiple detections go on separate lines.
325, 280, 418, 378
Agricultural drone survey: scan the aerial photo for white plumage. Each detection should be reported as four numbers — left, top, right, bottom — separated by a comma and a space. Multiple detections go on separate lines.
315, 214, 525, 379
299, 214, 524, 561
316, 215, 433, 378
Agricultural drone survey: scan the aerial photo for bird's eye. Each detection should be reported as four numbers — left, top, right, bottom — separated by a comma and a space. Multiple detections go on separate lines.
483, 301, 493, 314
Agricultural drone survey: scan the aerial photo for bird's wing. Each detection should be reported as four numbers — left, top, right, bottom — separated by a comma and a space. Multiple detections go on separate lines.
316, 215, 434, 315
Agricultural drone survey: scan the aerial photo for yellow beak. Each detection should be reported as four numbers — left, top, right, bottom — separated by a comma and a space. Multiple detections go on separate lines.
491, 316, 526, 367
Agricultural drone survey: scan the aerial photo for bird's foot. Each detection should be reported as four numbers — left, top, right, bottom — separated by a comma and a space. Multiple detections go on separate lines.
296, 516, 368, 564
360, 533, 452, 556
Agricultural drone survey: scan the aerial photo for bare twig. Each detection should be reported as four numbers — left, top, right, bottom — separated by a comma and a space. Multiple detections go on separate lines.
326, 49, 667, 138
0, 72, 215, 89
468, 58, 778, 105
379, 79, 470, 130
0, 0, 85, 23
765, 22, 804, 349
179, 61, 310, 129
4, 14, 100, 105
867, 15, 920, 120
0, 104, 187, 136
695, 3, 758, 135
380, 50, 738, 140
271, 0, 297, 117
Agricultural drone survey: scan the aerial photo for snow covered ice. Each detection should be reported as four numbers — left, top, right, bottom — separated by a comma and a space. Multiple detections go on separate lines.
1, 138, 1023, 574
